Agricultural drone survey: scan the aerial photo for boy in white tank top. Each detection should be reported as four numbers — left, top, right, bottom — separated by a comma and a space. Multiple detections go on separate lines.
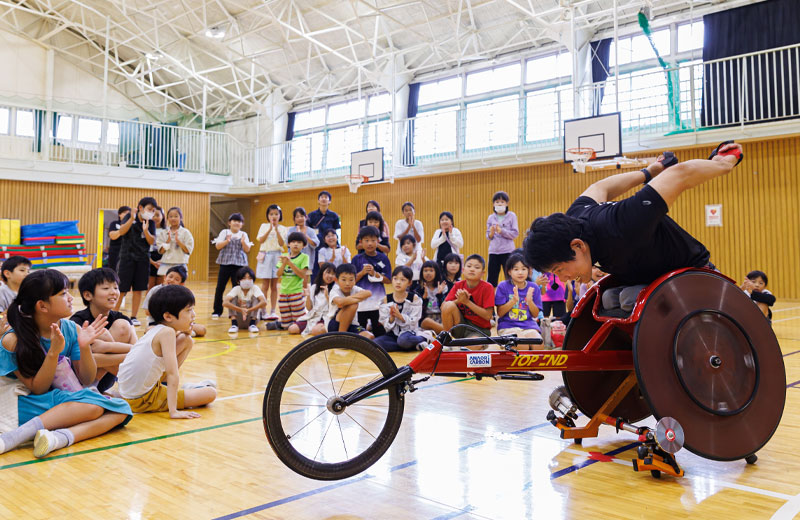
116, 285, 216, 418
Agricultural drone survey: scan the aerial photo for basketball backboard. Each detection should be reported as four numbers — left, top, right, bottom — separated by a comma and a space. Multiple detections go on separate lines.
563, 112, 622, 163
350, 148, 384, 184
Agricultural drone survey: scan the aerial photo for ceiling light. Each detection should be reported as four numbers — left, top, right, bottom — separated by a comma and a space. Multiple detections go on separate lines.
205, 26, 226, 39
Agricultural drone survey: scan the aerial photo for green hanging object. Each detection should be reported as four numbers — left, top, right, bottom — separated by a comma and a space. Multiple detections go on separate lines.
638, 11, 681, 129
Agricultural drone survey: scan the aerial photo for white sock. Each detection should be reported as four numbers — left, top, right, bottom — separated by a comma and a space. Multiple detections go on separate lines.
0, 416, 43, 453
33, 428, 74, 458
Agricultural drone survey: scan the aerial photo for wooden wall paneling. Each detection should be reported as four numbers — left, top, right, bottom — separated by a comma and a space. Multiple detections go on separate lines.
250, 135, 800, 300
0, 181, 210, 281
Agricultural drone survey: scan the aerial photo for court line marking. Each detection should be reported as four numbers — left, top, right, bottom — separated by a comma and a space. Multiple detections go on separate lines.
770, 493, 800, 519
430, 506, 478, 520
0, 376, 474, 471
187, 341, 238, 362
773, 306, 800, 313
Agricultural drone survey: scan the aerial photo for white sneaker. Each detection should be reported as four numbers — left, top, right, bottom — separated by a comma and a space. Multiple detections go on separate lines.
33, 429, 57, 458
248, 324, 259, 333
211, 314, 220, 320
268, 311, 280, 320
416, 341, 429, 351
182, 379, 217, 389
131, 317, 141, 327
228, 324, 239, 333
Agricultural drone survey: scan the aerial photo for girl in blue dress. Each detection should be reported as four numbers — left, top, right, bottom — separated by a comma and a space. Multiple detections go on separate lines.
0, 269, 132, 458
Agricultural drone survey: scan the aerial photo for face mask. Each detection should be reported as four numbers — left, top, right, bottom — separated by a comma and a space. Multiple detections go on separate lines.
141, 210, 155, 220
494, 205, 507, 214
239, 279, 254, 290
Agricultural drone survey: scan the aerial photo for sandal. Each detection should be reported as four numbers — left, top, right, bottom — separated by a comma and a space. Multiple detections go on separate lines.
708, 140, 743, 166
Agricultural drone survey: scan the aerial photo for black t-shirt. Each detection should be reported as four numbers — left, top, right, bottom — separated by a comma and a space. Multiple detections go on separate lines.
70, 308, 132, 329
119, 214, 157, 262
566, 185, 710, 286
308, 209, 341, 237
108, 219, 123, 252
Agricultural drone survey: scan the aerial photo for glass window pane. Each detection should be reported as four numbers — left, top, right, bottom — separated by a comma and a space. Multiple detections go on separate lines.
78, 118, 102, 143
326, 125, 364, 169
290, 132, 324, 174
367, 93, 391, 116
54, 115, 72, 140
0, 107, 9, 134
367, 120, 391, 153
626, 30, 670, 63
294, 108, 325, 132
414, 107, 457, 156
466, 63, 521, 96
678, 22, 704, 53
107, 122, 120, 146
465, 95, 519, 150
16, 109, 34, 137
525, 52, 572, 83
418, 76, 462, 106
525, 87, 573, 142
328, 98, 366, 125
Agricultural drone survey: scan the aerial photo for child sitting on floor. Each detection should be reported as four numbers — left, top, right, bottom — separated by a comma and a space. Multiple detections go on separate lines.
223, 267, 267, 334
741, 270, 776, 323
117, 285, 216, 418
495, 254, 542, 344
0, 256, 31, 314
299, 262, 336, 337
142, 266, 206, 337
442, 254, 495, 342
415, 260, 448, 335
352, 226, 392, 336
374, 266, 428, 352
395, 235, 426, 281
325, 264, 373, 338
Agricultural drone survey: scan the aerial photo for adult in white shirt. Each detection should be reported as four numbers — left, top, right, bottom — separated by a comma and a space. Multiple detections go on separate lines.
393, 201, 424, 252
430, 211, 463, 269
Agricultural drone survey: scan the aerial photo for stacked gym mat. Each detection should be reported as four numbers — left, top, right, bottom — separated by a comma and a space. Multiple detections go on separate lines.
0, 220, 88, 267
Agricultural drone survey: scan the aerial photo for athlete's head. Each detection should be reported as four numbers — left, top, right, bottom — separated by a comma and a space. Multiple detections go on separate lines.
524, 213, 593, 284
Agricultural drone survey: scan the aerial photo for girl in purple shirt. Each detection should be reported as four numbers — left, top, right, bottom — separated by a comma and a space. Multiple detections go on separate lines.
486, 191, 519, 287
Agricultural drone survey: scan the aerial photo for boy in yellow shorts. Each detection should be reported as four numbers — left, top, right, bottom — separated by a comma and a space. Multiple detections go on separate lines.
116, 285, 216, 418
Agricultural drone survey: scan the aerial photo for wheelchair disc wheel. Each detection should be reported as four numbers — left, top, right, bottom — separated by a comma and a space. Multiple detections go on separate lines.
263, 333, 405, 480
633, 270, 785, 461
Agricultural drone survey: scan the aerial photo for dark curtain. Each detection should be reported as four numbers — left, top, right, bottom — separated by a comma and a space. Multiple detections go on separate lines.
32, 109, 44, 153
701, 0, 800, 127
590, 38, 612, 116
281, 112, 295, 182
51, 112, 60, 144
402, 83, 420, 166
285, 112, 295, 141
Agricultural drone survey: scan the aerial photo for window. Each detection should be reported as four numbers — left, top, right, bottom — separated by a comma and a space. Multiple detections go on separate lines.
367, 93, 391, 116
78, 117, 102, 143
327, 98, 366, 125
294, 108, 325, 132
418, 76, 462, 106
367, 120, 391, 152
465, 95, 519, 150
15, 109, 35, 137
466, 63, 521, 96
326, 125, 364, 169
610, 30, 670, 67
525, 52, 572, 83
678, 22, 704, 53
290, 132, 324, 174
107, 121, 120, 146
525, 87, 573, 142
0, 107, 9, 134
414, 107, 457, 156
602, 67, 669, 129
53, 115, 73, 140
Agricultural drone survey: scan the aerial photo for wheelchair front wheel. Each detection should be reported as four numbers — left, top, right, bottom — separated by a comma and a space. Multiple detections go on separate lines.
263, 333, 406, 480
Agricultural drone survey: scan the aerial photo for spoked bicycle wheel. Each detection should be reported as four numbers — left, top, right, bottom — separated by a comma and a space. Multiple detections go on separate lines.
263, 333, 406, 480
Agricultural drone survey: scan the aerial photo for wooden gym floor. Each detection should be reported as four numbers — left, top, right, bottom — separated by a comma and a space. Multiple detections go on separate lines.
2, 281, 800, 520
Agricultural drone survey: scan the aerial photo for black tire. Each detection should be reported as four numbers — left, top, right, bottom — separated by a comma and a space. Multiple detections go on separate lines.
650, 469, 661, 479
745, 454, 758, 465
263, 333, 406, 480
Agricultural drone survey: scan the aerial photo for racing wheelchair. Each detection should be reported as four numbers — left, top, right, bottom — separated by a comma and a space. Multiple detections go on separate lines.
262, 268, 786, 481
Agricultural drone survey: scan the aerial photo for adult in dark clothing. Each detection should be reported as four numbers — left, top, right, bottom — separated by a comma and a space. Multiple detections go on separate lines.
524, 142, 743, 312
307, 190, 341, 280
107, 206, 131, 272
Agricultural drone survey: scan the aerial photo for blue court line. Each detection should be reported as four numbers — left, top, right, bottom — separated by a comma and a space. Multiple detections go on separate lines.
430, 505, 477, 520
787, 380, 800, 388
783, 349, 800, 358
548, 441, 640, 480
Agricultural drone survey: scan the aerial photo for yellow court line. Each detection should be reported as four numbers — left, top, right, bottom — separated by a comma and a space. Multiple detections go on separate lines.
187, 340, 238, 362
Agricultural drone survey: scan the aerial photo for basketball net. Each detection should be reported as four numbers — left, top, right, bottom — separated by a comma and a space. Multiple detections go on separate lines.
347, 172, 365, 193
566, 147, 596, 173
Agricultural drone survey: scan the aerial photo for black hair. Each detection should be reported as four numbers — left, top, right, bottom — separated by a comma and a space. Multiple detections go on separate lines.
118, 205, 132, 216
420, 260, 442, 286
166, 265, 188, 283
313, 262, 337, 296
228, 212, 244, 223
335, 263, 357, 278
392, 265, 414, 282
357, 225, 380, 242
400, 234, 417, 247
78, 267, 120, 306
318, 190, 332, 201
504, 253, 529, 276
523, 213, 583, 272
439, 211, 454, 225
167, 206, 184, 227
266, 204, 283, 221
322, 228, 340, 248
293, 207, 307, 219
492, 191, 510, 204
443, 253, 462, 280
366, 200, 381, 213
365, 211, 385, 234
235, 266, 256, 283
138, 196, 158, 209
465, 254, 486, 269
1, 256, 32, 282
747, 270, 768, 286
287, 231, 307, 246
401, 201, 415, 212
154, 206, 167, 229
5, 269, 69, 378
148, 284, 195, 325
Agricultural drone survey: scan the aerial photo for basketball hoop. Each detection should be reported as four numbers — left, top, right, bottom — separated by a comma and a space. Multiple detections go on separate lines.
347, 172, 367, 193
566, 147, 596, 173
